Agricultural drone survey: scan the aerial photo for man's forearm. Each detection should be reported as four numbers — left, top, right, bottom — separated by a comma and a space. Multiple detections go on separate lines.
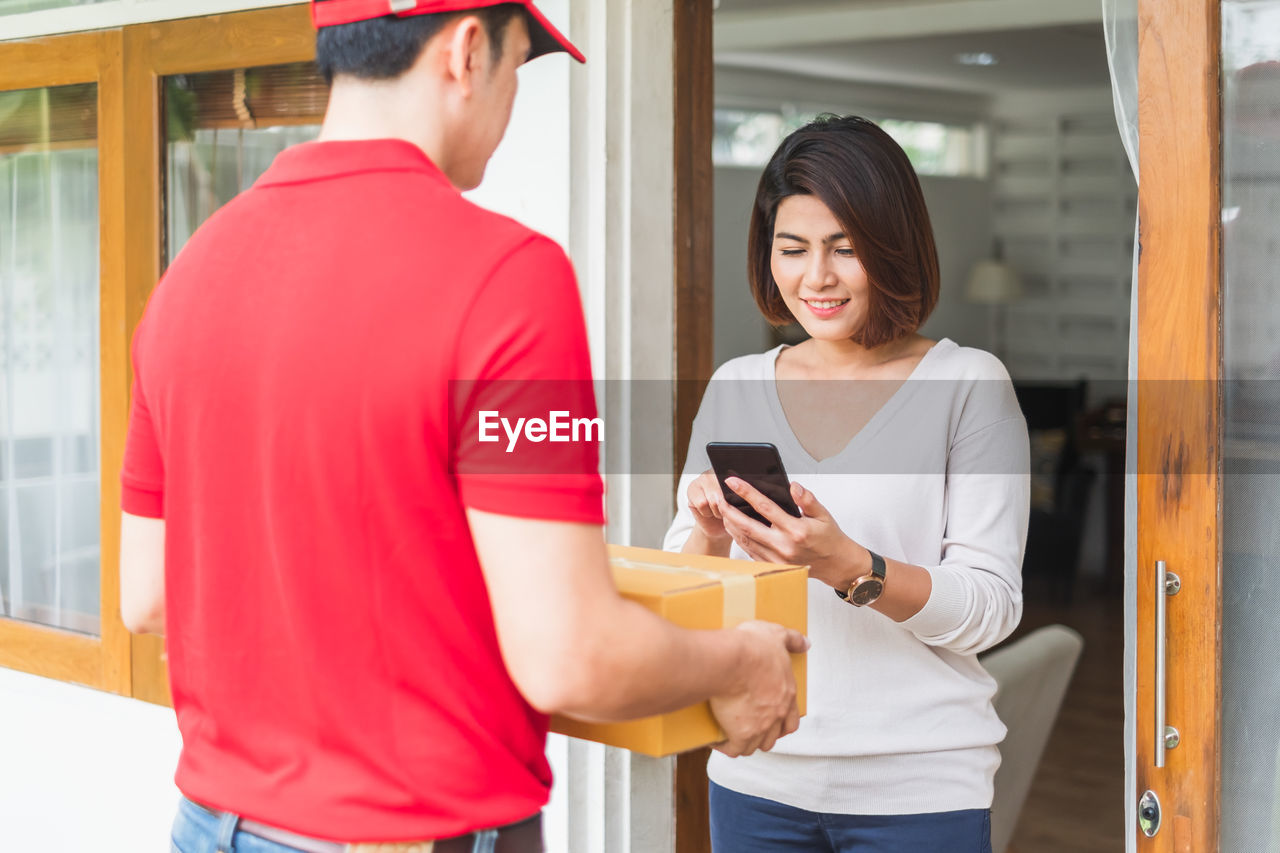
120, 512, 167, 635
465, 509, 777, 724
129, 612, 166, 635
554, 597, 748, 722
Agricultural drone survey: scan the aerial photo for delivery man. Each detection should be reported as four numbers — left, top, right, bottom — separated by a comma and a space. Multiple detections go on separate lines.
118, 2, 806, 851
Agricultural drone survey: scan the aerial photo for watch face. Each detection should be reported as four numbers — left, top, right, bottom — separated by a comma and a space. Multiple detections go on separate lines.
850, 578, 884, 607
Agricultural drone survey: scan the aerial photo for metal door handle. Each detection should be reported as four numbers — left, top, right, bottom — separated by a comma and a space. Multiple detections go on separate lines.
1155, 560, 1180, 768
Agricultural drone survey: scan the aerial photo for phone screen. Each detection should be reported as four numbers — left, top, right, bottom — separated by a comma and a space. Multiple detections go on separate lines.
705, 442, 802, 526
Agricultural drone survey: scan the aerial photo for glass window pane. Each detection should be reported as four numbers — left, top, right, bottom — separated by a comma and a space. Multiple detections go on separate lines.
0, 82, 100, 636
164, 62, 328, 264
712, 107, 983, 177
879, 118, 979, 177
0, 0, 108, 16
1221, 2, 1280, 850
713, 108, 817, 167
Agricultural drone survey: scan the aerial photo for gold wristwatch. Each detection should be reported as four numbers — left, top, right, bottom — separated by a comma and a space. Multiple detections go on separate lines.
834, 550, 887, 607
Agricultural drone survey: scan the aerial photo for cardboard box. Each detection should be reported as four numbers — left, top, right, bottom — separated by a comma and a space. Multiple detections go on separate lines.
549, 544, 808, 757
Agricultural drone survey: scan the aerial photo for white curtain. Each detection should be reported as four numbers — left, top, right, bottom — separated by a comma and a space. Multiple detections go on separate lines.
0, 143, 101, 635
167, 125, 320, 263
1101, 1, 1138, 850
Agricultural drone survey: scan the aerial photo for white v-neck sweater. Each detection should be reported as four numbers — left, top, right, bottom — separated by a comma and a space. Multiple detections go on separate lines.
663, 338, 1030, 815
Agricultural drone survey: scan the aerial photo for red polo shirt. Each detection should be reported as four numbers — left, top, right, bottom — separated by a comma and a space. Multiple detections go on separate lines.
121, 139, 604, 841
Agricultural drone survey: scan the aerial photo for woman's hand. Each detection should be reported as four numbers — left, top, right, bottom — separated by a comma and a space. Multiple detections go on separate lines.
681, 470, 734, 557
720, 477, 867, 591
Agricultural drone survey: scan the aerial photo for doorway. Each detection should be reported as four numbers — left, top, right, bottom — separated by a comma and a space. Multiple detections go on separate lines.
676, 2, 1134, 850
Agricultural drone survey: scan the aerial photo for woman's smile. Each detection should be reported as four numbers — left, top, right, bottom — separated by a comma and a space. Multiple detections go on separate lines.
801, 297, 851, 318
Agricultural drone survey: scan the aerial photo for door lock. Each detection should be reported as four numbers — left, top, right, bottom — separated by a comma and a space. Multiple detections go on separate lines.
1139, 789, 1161, 837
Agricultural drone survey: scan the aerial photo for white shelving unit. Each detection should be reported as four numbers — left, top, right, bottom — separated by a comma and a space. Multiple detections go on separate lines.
990, 93, 1136, 383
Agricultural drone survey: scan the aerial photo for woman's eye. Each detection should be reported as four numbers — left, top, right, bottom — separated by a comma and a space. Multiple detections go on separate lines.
779, 248, 805, 257
836, 248, 856, 257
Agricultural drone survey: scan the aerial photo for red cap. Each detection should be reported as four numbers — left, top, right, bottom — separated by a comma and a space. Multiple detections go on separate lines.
311, 0, 585, 64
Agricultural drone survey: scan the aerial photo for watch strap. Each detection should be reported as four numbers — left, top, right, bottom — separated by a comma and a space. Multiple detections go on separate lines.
869, 550, 886, 581
833, 549, 886, 600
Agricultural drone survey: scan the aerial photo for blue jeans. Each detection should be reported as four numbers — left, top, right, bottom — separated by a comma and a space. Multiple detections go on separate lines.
710, 781, 992, 853
171, 797, 506, 853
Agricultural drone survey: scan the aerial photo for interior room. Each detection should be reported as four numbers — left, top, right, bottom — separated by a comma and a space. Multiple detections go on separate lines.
709, 1, 1132, 850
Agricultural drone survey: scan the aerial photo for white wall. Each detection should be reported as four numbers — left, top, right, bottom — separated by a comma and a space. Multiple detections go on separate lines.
465, 43, 570, 249
0, 668, 182, 850
712, 165, 771, 367
916, 175, 992, 349
2, 0, 681, 851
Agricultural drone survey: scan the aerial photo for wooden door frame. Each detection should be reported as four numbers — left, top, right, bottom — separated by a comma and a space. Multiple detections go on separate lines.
1135, 0, 1222, 851
672, 1, 715, 851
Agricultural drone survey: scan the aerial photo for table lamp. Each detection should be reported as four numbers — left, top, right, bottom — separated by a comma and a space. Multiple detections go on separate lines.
965, 250, 1022, 361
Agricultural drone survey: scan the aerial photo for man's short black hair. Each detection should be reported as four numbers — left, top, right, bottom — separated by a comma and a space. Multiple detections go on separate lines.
315, 3, 526, 85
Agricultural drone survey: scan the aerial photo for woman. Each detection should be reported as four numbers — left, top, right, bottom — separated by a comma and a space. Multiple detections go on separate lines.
663, 115, 1030, 852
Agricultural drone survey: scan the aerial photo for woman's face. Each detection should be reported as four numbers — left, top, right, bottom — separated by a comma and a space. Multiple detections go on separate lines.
770, 194, 870, 342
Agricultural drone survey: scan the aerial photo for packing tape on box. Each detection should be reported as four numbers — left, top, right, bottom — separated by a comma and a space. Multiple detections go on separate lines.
612, 558, 757, 626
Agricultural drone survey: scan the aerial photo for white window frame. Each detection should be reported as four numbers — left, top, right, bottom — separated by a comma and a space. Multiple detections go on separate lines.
0, 0, 299, 41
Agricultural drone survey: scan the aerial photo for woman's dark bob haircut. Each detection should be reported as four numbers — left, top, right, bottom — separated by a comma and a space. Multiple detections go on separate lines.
748, 114, 940, 348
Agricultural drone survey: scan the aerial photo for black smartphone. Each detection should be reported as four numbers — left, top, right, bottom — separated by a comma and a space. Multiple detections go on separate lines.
705, 441, 802, 526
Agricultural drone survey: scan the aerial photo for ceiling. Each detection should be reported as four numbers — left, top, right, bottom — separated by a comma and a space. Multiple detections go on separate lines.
712, 0, 1111, 95
717, 24, 1111, 94
716, 0, 978, 11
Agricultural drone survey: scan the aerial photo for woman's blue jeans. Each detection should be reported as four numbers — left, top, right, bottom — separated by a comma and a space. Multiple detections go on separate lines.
710, 781, 992, 853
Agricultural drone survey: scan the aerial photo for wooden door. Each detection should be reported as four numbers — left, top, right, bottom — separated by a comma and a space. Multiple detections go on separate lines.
1133, 0, 1221, 850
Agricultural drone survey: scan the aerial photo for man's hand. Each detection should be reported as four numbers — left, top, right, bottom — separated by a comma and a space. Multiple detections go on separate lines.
709, 620, 808, 757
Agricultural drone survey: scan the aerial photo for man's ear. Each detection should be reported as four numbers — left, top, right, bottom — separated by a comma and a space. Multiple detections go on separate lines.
444, 15, 488, 97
